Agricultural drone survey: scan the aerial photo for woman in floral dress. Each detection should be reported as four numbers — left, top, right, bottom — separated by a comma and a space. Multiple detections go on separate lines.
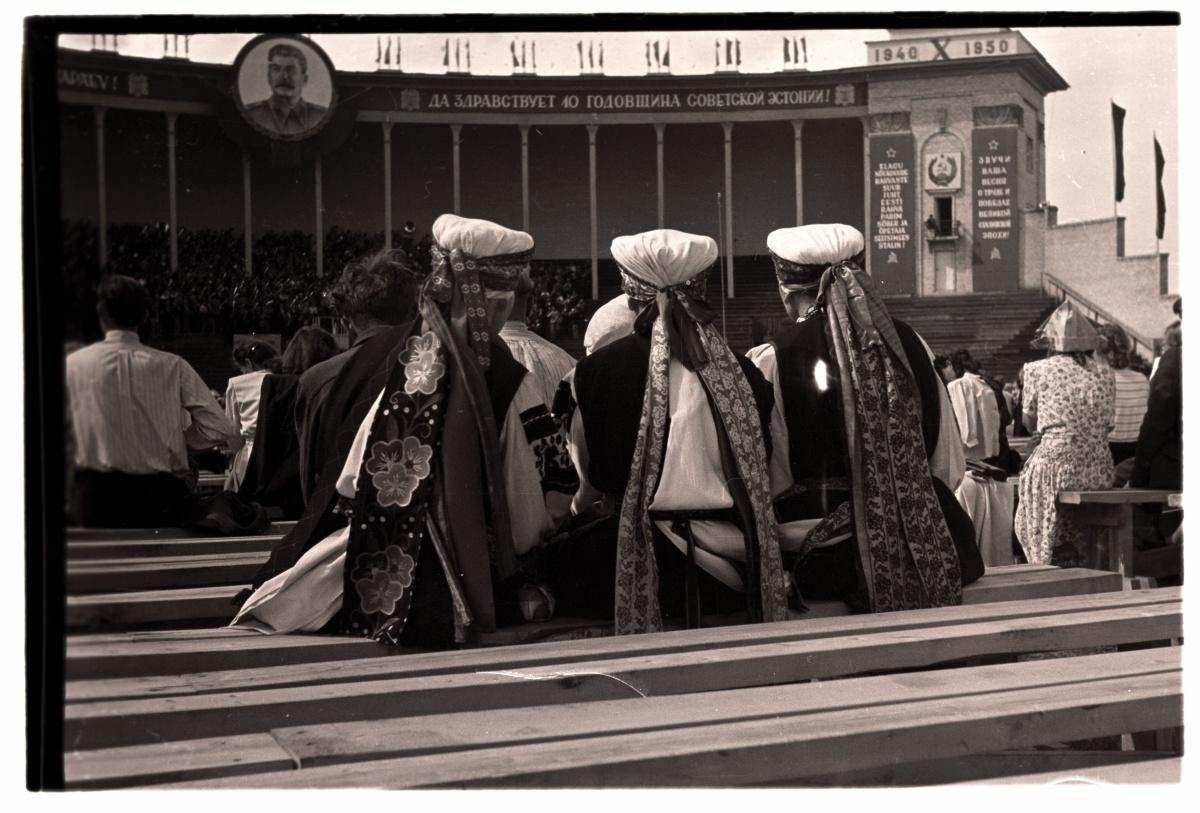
1015, 302, 1115, 566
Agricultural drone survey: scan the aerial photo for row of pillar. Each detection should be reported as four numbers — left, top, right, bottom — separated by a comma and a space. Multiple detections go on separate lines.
92, 110, 845, 297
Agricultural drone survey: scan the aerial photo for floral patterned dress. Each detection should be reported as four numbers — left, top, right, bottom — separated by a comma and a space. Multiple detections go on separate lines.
1015, 354, 1115, 566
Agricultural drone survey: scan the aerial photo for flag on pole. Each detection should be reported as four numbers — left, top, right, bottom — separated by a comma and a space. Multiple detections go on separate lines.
443, 39, 450, 68
1155, 134, 1167, 240
715, 39, 720, 68
384, 38, 391, 66
654, 40, 661, 68
511, 41, 519, 69
588, 41, 594, 69
646, 41, 651, 71
1112, 101, 1126, 202
532, 42, 537, 72
464, 40, 469, 72
736, 39, 742, 66
663, 41, 670, 68
376, 36, 382, 66
599, 42, 604, 71
578, 41, 584, 70
800, 37, 807, 66
726, 39, 733, 66
456, 39, 461, 70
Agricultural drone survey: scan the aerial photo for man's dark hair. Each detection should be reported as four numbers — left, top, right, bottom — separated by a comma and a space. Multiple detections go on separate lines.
328, 249, 418, 328
949, 348, 979, 378
268, 43, 308, 74
96, 274, 150, 330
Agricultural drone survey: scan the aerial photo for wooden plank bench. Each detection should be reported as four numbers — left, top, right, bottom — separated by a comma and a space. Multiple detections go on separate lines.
67, 534, 282, 562
62, 588, 1180, 750
62, 563, 1122, 633
68, 643, 1181, 788
67, 520, 296, 542
1057, 489, 1181, 578
67, 551, 269, 593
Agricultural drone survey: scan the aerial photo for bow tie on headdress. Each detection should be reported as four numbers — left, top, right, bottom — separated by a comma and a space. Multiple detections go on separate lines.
427, 243, 532, 370
620, 267, 717, 371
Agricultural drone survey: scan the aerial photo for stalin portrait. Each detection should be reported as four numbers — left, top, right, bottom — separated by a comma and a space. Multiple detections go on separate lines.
239, 41, 332, 138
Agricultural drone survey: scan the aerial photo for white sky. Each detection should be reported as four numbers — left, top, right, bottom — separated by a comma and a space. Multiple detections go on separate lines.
57, 25, 1180, 274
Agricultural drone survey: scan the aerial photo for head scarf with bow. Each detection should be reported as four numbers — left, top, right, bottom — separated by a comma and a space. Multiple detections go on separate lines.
770, 224, 962, 611
1031, 300, 1102, 353
427, 213, 534, 370
611, 229, 788, 634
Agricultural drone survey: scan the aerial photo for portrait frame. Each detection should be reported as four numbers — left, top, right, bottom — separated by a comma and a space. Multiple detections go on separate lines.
232, 33, 338, 141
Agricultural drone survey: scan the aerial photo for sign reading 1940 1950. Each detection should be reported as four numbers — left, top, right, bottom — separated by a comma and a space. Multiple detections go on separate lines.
866, 31, 1033, 65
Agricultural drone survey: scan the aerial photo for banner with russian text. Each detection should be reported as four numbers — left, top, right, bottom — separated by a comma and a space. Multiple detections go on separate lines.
971, 126, 1020, 291
868, 133, 917, 294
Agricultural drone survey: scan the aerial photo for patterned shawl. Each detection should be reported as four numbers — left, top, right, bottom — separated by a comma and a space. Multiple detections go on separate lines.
615, 267, 789, 635
815, 260, 963, 611
339, 243, 529, 644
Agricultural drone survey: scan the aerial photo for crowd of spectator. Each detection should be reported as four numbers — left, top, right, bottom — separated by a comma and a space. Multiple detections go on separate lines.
63, 221, 591, 345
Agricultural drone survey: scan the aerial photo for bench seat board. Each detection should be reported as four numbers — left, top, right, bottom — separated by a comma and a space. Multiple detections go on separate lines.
62, 601, 1182, 748
68, 648, 1178, 789
154, 648, 1180, 788
67, 522, 295, 542
68, 536, 281, 561
65, 587, 1178, 685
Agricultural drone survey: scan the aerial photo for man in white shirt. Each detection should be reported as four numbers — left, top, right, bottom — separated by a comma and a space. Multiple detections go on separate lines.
66, 275, 242, 526
499, 271, 577, 408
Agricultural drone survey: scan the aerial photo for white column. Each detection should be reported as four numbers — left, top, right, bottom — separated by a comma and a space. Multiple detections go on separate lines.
587, 124, 599, 300
655, 122, 665, 229
451, 124, 463, 215
166, 112, 178, 274
94, 106, 108, 268
314, 156, 324, 278
520, 124, 530, 231
382, 121, 394, 249
791, 119, 804, 226
242, 151, 252, 275
722, 121, 734, 298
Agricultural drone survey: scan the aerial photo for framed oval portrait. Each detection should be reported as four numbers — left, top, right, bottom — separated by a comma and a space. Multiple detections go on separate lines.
233, 34, 337, 141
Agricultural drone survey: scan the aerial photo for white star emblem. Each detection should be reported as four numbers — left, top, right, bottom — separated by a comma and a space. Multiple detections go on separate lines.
886, 148, 896, 158
988, 140, 1000, 150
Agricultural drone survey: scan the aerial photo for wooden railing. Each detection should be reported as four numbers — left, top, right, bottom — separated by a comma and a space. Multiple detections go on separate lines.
1042, 273, 1161, 361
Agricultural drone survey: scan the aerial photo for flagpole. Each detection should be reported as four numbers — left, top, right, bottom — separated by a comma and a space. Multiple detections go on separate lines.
1111, 98, 1118, 222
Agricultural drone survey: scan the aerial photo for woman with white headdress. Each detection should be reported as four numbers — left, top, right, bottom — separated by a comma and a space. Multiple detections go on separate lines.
233, 214, 575, 648
546, 229, 788, 634
1015, 301, 1115, 566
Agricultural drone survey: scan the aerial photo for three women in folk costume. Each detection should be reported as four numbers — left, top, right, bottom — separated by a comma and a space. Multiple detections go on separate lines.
241, 218, 982, 648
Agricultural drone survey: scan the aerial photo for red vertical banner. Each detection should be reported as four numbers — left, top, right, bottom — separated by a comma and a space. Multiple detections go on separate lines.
971, 126, 1020, 291
868, 133, 917, 294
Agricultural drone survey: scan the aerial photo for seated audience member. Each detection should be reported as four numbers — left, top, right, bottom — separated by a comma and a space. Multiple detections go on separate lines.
748, 224, 980, 613
945, 349, 1002, 463
238, 326, 339, 519
66, 275, 243, 527
1131, 309, 1181, 545
546, 229, 786, 633
224, 341, 282, 492
294, 251, 418, 504
950, 349, 1021, 474
500, 270, 577, 407
236, 215, 575, 648
1096, 323, 1149, 466
1015, 302, 1115, 566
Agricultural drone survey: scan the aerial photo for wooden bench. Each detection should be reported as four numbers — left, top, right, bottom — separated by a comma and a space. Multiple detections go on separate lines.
66, 520, 295, 543
67, 551, 269, 593
61, 587, 1181, 788
1057, 489, 1181, 579
62, 563, 1122, 633
67, 533, 282, 562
